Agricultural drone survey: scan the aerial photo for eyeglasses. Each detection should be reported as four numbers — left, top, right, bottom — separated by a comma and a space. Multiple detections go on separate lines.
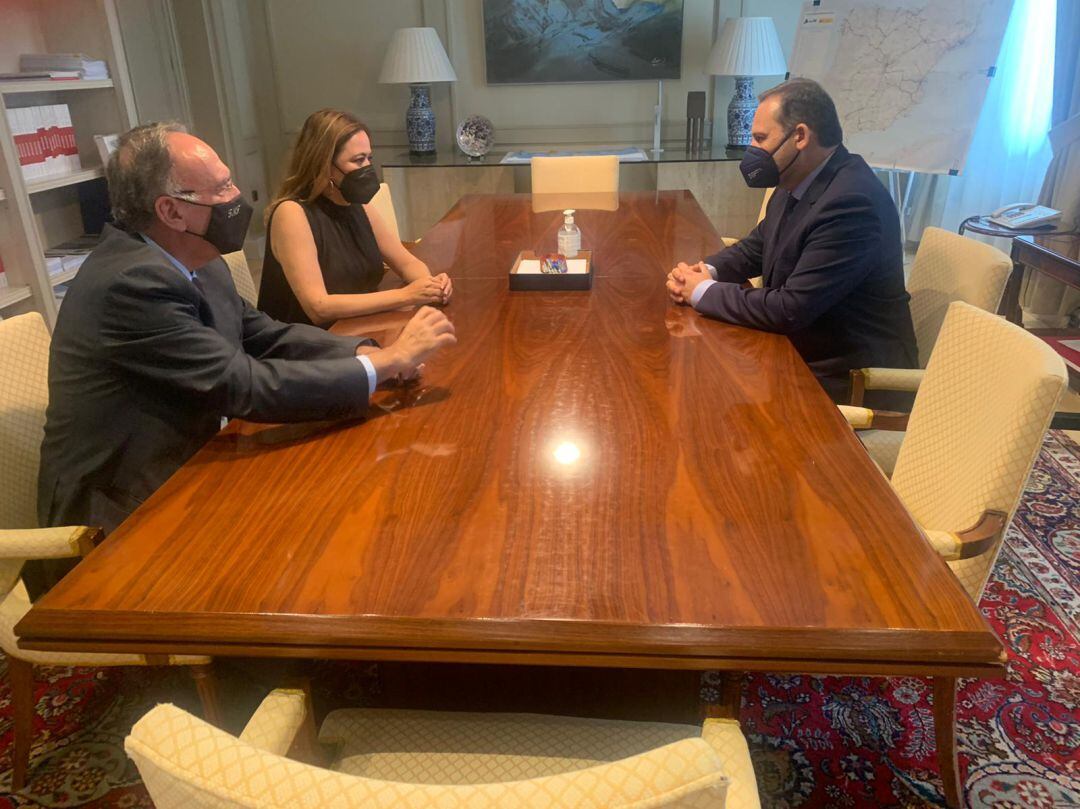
173, 177, 239, 199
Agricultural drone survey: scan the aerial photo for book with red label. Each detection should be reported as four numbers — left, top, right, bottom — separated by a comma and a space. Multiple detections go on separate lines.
58, 104, 80, 172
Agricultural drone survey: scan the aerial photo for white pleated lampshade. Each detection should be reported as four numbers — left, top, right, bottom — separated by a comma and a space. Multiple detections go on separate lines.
706, 17, 787, 77
379, 27, 457, 84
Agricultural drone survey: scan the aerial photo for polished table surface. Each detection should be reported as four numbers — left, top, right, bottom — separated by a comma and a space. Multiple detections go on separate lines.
18, 191, 1003, 678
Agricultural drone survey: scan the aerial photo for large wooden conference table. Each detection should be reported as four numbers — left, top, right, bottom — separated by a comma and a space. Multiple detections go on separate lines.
19, 191, 1002, 806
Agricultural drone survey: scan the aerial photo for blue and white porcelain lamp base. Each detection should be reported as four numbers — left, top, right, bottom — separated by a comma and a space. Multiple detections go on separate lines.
406, 83, 437, 155
727, 76, 757, 149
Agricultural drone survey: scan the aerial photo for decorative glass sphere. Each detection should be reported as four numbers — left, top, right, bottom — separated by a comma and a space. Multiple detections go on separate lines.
456, 115, 495, 158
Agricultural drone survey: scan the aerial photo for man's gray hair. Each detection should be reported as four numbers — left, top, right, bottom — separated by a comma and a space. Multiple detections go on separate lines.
106, 121, 193, 232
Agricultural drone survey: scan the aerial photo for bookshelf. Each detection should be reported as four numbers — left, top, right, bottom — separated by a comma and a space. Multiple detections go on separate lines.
0, 0, 136, 325
27, 166, 106, 194
0, 78, 115, 94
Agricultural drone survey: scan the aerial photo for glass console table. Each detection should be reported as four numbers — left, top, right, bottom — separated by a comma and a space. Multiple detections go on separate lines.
381, 144, 744, 169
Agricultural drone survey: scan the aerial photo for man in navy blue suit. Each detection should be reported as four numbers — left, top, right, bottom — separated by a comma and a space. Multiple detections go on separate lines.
667, 78, 917, 406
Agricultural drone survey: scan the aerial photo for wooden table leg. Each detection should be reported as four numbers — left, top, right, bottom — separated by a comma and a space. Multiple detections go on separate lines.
934, 676, 963, 808
190, 663, 224, 727
999, 260, 1025, 325
284, 675, 327, 767
704, 672, 743, 720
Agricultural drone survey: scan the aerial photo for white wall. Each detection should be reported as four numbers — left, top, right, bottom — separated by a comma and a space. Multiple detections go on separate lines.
257, 0, 803, 157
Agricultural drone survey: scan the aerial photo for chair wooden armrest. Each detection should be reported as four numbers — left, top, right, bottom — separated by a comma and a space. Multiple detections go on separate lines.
837, 405, 910, 431
923, 511, 1008, 561
0, 526, 102, 560
850, 368, 925, 406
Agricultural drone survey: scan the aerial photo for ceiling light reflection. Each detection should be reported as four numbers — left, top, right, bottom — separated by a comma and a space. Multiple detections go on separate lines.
553, 441, 581, 466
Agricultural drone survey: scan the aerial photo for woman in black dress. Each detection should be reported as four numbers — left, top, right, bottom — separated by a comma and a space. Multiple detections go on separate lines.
259, 109, 452, 326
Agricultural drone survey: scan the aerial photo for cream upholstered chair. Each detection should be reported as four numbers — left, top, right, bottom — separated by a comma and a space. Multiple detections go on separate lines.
531, 155, 620, 196
127, 688, 761, 808
222, 249, 258, 306
846, 228, 1013, 474
368, 181, 401, 243
840, 302, 1067, 600
0, 313, 218, 793
367, 181, 423, 291
719, 188, 772, 288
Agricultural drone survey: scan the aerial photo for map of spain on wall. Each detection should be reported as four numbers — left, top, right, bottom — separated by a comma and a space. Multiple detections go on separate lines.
789, 0, 1014, 174
483, 0, 684, 84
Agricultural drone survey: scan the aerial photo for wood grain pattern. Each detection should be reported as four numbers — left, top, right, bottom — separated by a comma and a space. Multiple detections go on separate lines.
17, 192, 1003, 677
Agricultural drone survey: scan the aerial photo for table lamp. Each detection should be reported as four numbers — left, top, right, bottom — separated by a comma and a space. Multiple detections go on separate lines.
379, 27, 457, 156
706, 17, 787, 149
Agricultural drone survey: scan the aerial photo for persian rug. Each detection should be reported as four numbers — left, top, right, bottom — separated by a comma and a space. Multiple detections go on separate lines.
1, 433, 1078, 808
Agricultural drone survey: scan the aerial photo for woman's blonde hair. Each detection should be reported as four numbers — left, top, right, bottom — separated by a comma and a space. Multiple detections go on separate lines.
267, 108, 370, 221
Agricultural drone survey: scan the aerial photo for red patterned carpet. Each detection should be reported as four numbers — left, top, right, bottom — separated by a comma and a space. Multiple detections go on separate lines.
2, 433, 1078, 808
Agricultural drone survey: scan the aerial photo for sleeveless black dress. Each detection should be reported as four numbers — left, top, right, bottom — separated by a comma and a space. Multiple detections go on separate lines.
258, 195, 384, 326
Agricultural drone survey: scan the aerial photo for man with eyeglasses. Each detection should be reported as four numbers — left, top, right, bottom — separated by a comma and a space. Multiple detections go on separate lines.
28, 123, 456, 597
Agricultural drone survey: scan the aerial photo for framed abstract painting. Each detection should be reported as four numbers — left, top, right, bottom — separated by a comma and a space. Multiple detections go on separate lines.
483, 0, 684, 84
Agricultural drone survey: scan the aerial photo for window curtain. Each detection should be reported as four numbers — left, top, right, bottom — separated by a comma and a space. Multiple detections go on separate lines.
907, 0, 1057, 256
1022, 0, 1080, 327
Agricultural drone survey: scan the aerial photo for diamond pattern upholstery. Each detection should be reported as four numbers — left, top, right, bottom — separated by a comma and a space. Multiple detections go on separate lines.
906, 228, 1012, 368
0, 314, 208, 663
854, 228, 1012, 472
238, 688, 308, 756
0, 313, 50, 532
368, 182, 401, 244
222, 250, 258, 306
128, 691, 762, 808
891, 302, 1067, 599
855, 429, 905, 477
531, 156, 620, 196
719, 188, 772, 288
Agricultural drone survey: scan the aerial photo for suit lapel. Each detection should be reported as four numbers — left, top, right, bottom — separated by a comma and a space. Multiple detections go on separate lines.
763, 146, 849, 287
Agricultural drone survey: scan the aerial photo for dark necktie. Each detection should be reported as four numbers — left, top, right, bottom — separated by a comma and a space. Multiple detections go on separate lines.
191, 273, 205, 295
777, 191, 799, 232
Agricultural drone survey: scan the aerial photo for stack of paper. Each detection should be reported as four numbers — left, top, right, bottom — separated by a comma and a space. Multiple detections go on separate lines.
21, 53, 109, 80
46, 234, 98, 277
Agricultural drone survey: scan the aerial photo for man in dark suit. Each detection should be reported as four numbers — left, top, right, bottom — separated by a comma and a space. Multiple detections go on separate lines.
667, 79, 917, 404
29, 123, 455, 596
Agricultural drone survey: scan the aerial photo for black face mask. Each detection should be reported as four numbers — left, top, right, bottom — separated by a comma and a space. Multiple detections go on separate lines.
739, 129, 800, 188
334, 164, 381, 205
177, 193, 254, 254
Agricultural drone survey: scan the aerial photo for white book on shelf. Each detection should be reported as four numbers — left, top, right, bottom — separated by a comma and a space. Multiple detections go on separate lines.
60, 253, 89, 272
20, 108, 42, 181
11, 108, 28, 181
59, 104, 79, 173
44, 105, 58, 177
32, 107, 50, 178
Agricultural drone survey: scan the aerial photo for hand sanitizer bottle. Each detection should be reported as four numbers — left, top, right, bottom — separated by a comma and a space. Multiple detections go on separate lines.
558, 209, 581, 258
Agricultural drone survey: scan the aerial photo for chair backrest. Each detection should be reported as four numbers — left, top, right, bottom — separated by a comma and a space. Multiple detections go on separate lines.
127, 703, 730, 808
891, 302, 1066, 599
368, 182, 401, 243
906, 227, 1012, 367
531, 155, 620, 196
0, 313, 51, 531
222, 250, 258, 306
757, 187, 773, 224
